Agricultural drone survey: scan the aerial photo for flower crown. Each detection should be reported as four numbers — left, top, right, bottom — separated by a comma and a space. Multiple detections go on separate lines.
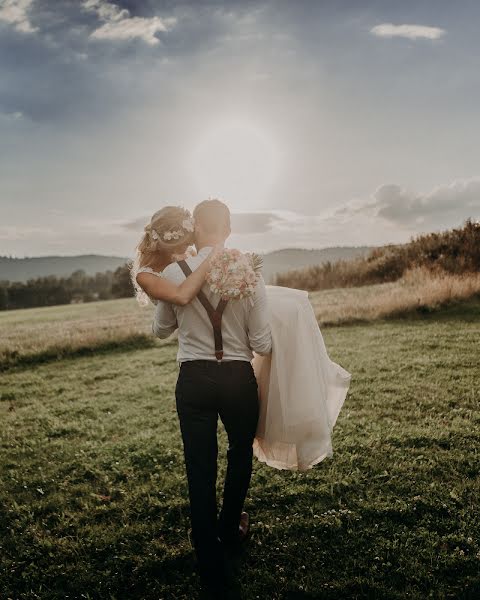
148, 217, 195, 242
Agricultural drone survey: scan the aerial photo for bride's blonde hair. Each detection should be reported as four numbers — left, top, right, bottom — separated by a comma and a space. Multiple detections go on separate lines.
129, 206, 195, 306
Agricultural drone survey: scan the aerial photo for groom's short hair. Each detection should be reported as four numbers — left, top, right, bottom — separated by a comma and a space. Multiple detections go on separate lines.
193, 198, 230, 234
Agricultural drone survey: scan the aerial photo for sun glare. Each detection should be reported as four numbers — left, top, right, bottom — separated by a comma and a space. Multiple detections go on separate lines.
189, 117, 282, 209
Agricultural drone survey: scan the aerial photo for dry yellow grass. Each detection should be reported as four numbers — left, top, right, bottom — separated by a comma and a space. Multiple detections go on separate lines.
0, 298, 174, 367
2, 267, 479, 368
309, 266, 480, 325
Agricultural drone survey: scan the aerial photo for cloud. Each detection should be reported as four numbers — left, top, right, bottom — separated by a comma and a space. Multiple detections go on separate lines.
120, 211, 285, 235
83, 0, 128, 23
335, 177, 480, 228
83, 0, 177, 45
121, 216, 149, 232
0, 225, 55, 241
230, 212, 283, 234
0, 110, 23, 120
90, 16, 174, 45
119, 209, 354, 253
41, 177, 480, 257
0, 0, 37, 33
370, 23, 446, 41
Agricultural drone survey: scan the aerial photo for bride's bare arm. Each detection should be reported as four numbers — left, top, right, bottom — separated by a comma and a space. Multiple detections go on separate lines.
136, 247, 219, 306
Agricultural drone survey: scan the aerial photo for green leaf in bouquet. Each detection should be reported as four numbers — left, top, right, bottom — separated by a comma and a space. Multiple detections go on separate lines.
250, 252, 263, 273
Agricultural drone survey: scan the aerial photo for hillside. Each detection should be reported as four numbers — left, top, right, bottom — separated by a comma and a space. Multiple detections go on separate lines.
0, 255, 130, 282
260, 246, 375, 283
0, 246, 375, 284
277, 219, 480, 290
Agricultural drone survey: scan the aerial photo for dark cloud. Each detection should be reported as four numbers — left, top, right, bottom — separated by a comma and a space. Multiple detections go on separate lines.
0, 3, 117, 121
0, 0, 270, 122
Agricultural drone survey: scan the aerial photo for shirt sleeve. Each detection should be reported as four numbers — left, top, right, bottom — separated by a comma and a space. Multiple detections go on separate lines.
152, 299, 177, 339
246, 275, 272, 355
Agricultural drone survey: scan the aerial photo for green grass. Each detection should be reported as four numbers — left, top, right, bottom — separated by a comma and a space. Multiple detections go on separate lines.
1, 304, 479, 599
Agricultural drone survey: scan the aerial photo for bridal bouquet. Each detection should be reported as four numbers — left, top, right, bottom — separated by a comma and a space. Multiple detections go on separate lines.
206, 248, 263, 301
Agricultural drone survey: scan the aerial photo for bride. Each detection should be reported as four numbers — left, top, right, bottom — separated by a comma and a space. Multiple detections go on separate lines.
132, 205, 351, 472
131, 206, 222, 307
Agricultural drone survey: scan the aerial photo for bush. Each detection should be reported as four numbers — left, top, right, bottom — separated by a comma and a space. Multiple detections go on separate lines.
277, 218, 480, 291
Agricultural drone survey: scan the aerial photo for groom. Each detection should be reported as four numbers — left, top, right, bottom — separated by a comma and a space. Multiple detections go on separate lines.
151, 199, 272, 597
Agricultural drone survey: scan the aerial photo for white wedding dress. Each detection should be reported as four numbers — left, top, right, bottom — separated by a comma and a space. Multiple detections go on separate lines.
252, 285, 351, 472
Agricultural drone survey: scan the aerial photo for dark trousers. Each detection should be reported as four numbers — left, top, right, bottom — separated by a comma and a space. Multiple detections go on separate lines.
175, 359, 260, 587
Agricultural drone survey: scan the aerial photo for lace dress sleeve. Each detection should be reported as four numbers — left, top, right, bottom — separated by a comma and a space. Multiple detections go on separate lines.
135, 267, 164, 305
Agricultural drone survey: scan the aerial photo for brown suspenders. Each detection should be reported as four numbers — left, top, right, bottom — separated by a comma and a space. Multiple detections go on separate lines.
177, 260, 228, 362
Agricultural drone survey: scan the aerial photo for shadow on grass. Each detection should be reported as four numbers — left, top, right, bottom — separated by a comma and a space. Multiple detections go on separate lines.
0, 334, 163, 373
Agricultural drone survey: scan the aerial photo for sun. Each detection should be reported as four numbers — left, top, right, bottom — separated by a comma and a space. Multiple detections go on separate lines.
189, 117, 282, 210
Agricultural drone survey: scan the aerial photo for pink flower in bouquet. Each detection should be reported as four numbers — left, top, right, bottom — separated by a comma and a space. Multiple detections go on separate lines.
206, 248, 263, 300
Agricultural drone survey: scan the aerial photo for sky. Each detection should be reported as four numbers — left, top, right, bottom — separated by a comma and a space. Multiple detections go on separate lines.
1, 0, 479, 258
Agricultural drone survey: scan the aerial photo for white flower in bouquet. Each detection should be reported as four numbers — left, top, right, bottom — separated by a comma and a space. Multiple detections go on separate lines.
206, 248, 263, 301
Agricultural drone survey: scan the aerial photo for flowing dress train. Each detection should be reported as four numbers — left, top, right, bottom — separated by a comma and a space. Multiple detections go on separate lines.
252, 285, 351, 471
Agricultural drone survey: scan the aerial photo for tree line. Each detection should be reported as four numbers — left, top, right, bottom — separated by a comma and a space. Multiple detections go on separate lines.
0, 264, 134, 310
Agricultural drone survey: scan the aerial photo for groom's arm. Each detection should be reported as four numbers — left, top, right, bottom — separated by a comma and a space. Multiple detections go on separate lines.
246, 275, 272, 355
152, 299, 177, 339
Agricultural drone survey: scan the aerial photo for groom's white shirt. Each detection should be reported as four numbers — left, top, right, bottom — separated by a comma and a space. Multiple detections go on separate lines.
152, 246, 272, 362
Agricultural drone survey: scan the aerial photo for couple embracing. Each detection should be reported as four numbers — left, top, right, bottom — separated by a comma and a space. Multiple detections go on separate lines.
131, 199, 351, 598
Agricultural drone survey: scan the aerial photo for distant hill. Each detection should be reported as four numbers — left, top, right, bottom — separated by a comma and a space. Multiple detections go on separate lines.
261, 246, 376, 283
0, 246, 376, 284
0, 255, 130, 283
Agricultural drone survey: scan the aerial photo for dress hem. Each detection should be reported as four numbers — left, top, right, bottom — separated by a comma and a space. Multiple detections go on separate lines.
252, 441, 334, 472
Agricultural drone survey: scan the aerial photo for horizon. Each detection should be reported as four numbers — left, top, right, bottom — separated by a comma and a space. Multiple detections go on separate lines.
1, 242, 377, 261
3, 215, 476, 261
1, 0, 479, 256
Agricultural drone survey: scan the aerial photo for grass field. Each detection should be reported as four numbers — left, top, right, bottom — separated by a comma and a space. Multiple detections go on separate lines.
1, 297, 479, 599
0, 298, 161, 370
2, 271, 480, 371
